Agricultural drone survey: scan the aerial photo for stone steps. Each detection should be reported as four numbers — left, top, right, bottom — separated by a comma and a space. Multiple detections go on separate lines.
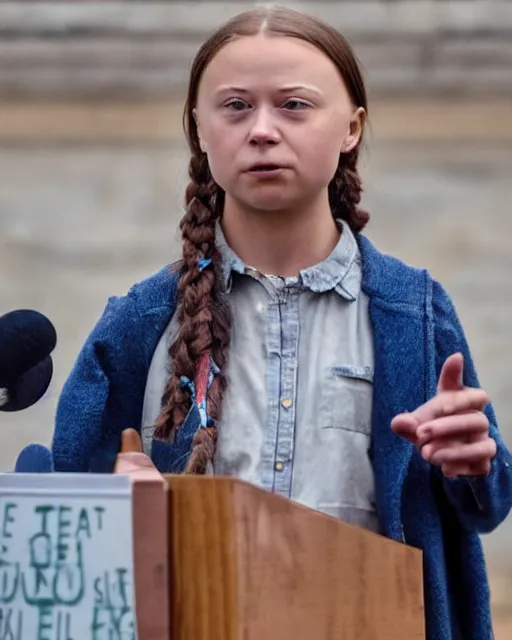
1, 1, 512, 98
2, 2, 512, 37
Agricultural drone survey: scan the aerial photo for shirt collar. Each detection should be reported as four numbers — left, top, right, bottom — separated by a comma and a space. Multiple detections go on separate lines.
215, 219, 361, 301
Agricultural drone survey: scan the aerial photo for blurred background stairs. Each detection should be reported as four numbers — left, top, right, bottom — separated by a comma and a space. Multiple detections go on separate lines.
0, 2, 511, 634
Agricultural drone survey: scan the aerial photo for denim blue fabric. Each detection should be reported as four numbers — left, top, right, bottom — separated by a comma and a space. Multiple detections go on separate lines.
52, 234, 512, 639
141, 221, 378, 531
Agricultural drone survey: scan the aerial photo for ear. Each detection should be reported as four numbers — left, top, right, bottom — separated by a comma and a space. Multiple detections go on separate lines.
342, 106, 366, 154
193, 108, 207, 154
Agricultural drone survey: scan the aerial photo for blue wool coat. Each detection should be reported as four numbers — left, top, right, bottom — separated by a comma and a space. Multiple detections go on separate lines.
52, 235, 512, 640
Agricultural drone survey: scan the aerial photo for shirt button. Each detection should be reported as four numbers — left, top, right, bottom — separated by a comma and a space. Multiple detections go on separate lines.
275, 461, 284, 472
281, 398, 292, 409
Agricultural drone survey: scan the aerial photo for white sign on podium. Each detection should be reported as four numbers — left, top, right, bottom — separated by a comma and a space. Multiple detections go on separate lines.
0, 473, 136, 640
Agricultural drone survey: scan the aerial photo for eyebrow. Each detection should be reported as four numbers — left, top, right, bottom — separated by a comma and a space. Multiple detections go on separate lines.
276, 84, 323, 97
215, 86, 249, 95
215, 84, 323, 97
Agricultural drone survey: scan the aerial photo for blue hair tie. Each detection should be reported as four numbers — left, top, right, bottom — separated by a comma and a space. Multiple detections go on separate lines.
197, 258, 212, 272
180, 376, 196, 403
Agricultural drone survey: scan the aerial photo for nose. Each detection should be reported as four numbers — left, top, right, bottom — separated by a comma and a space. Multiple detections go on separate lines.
248, 108, 281, 146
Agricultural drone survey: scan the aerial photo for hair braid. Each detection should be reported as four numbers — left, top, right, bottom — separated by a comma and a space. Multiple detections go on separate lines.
153, 6, 371, 473
328, 148, 369, 233
154, 152, 231, 474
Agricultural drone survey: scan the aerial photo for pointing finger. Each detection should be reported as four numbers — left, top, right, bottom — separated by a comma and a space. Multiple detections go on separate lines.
437, 352, 464, 393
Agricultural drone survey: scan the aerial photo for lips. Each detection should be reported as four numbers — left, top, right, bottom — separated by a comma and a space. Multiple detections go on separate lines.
247, 163, 285, 172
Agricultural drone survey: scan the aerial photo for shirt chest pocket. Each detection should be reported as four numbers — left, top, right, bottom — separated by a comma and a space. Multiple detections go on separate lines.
319, 365, 374, 434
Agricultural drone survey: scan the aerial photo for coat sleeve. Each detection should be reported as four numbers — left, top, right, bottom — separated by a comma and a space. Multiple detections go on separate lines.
52, 294, 137, 473
432, 280, 512, 533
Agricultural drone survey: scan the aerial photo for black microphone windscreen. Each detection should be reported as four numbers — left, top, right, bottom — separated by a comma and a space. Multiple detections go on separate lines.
0, 310, 57, 387
0, 356, 53, 412
14, 443, 54, 473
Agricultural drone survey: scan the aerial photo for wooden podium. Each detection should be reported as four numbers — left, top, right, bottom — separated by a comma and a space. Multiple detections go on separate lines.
132, 475, 425, 640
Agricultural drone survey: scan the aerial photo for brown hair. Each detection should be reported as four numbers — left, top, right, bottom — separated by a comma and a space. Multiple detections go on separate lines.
154, 6, 369, 472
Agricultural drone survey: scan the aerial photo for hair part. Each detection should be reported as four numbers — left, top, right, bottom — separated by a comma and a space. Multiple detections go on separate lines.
155, 5, 370, 472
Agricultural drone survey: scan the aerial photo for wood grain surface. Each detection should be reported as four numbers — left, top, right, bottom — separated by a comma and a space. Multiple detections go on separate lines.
165, 475, 425, 640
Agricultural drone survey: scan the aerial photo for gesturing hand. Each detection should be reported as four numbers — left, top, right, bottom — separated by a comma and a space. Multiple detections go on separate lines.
114, 428, 162, 480
391, 353, 496, 478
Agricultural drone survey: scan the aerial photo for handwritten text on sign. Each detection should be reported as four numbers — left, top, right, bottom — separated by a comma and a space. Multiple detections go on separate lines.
0, 474, 136, 640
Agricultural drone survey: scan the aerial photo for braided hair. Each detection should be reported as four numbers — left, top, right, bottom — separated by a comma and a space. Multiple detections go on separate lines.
155, 6, 369, 473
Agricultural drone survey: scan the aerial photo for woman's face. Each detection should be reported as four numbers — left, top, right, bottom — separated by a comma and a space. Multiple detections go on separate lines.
194, 34, 365, 215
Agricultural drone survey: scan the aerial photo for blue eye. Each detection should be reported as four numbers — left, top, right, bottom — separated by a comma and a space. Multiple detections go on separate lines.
283, 99, 310, 110
225, 99, 249, 111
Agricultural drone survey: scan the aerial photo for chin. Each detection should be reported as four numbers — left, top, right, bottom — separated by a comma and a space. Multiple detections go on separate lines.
241, 190, 302, 214
250, 200, 293, 213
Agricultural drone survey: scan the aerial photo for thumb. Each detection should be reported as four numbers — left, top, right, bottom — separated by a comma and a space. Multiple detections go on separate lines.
113, 428, 160, 479
437, 352, 464, 393
119, 428, 143, 453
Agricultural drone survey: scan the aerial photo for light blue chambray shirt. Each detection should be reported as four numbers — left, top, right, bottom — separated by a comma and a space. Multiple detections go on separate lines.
142, 221, 378, 532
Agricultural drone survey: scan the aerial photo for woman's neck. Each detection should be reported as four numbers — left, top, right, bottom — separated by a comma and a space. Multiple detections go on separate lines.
221, 194, 340, 277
